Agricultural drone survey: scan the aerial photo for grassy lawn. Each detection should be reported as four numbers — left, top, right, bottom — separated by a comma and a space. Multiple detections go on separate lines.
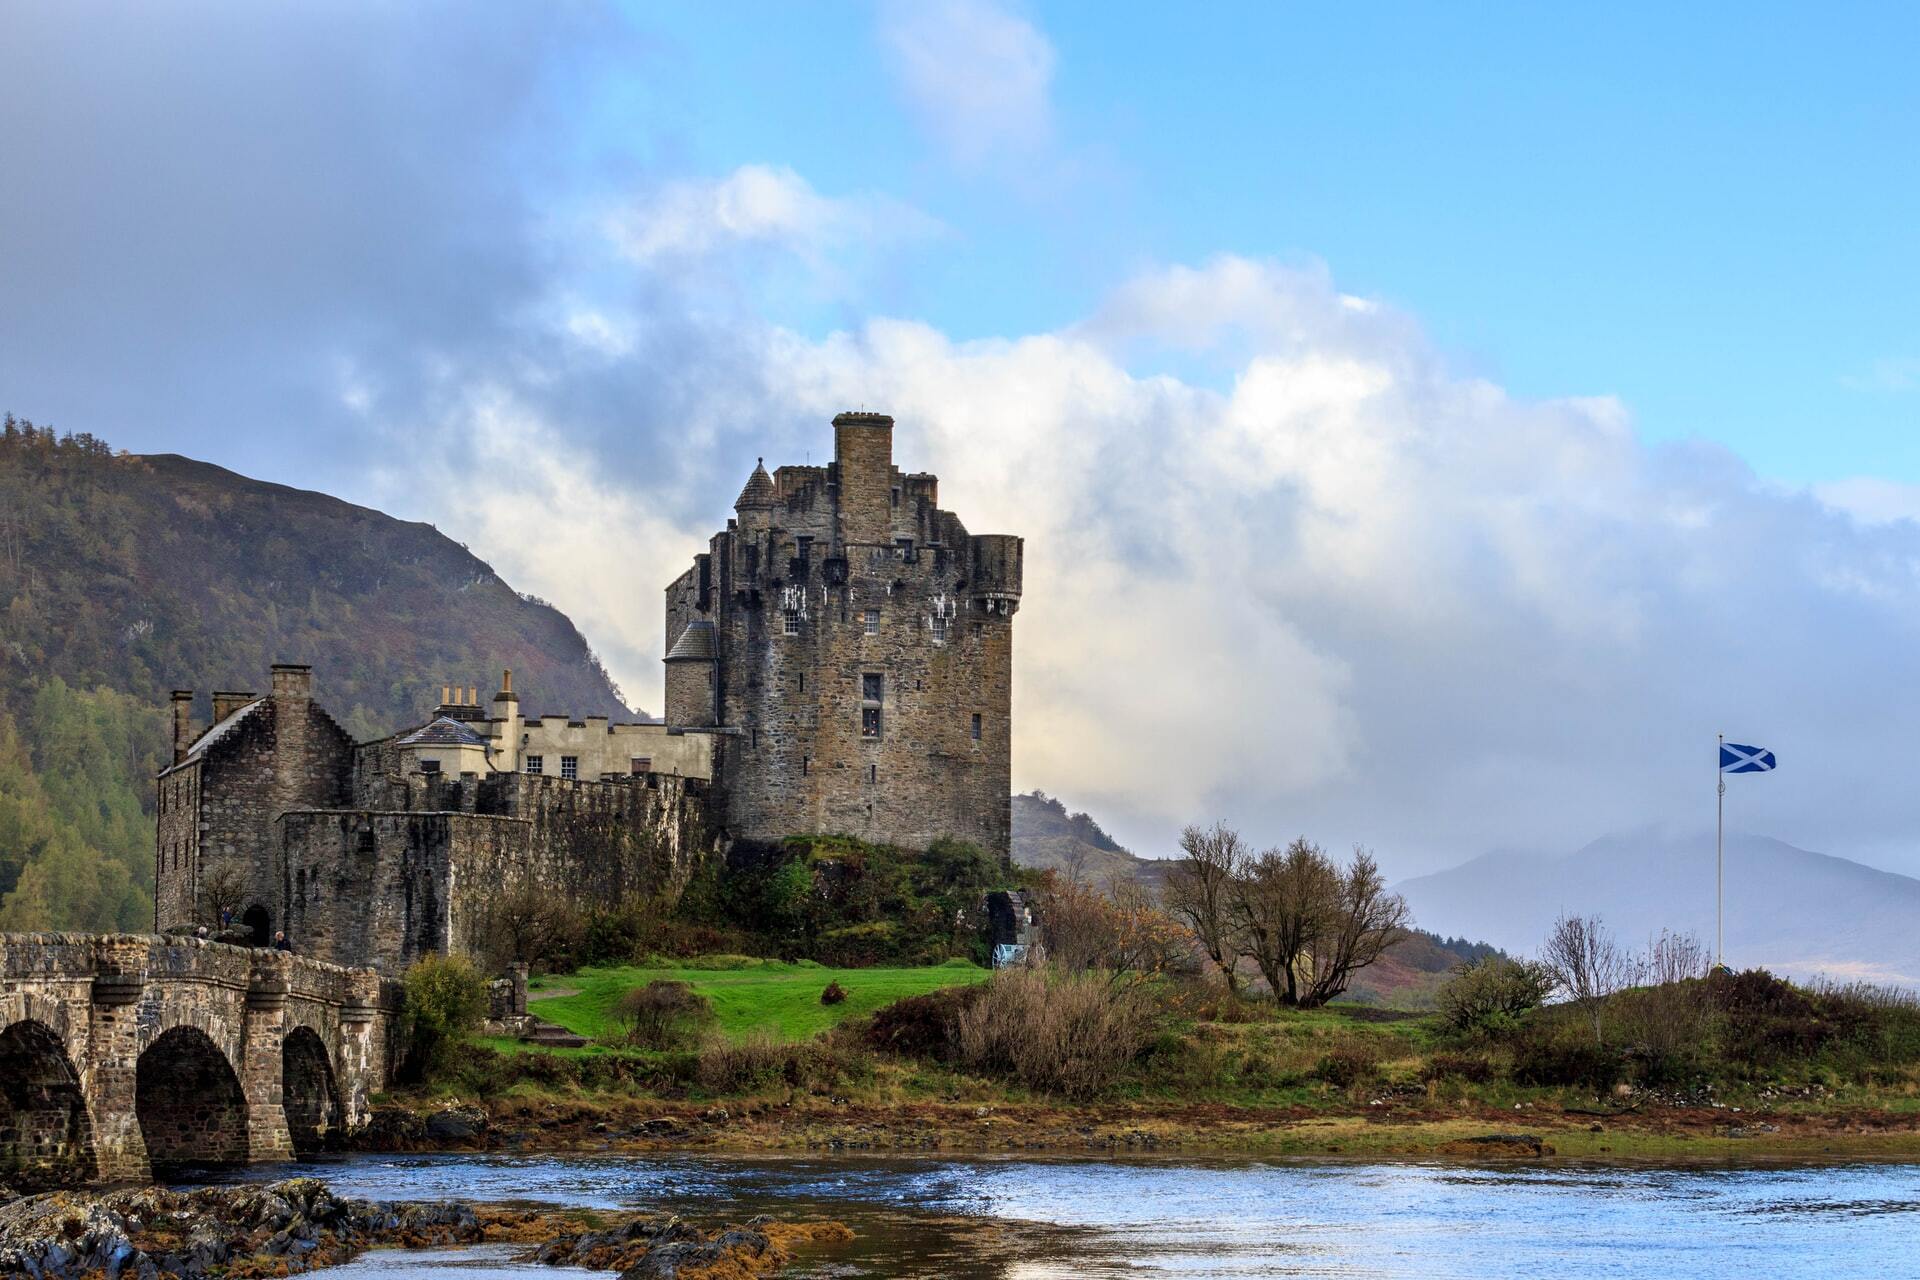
525, 957, 988, 1045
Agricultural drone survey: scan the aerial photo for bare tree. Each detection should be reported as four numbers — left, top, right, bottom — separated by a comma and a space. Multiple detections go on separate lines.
1163, 823, 1250, 993
1040, 873, 1186, 982
1541, 913, 1634, 1045
199, 866, 247, 927
1230, 838, 1338, 1005
473, 881, 583, 973
1626, 930, 1713, 1065
1298, 848, 1410, 1007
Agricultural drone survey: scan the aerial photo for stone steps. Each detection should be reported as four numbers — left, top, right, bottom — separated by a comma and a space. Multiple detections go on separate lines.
518, 1019, 589, 1049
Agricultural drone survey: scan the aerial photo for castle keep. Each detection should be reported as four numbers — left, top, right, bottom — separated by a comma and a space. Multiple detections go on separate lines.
153, 413, 1021, 973
664, 411, 1022, 855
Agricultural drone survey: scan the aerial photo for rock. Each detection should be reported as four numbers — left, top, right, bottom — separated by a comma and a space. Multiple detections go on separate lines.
359, 1105, 428, 1150
425, 1105, 489, 1143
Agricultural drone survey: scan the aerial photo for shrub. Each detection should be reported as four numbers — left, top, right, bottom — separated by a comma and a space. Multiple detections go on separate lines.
695, 1029, 796, 1093
1436, 957, 1555, 1034
820, 980, 848, 1006
401, 953, 488, 1078
1314, 1044, 1381, 1088
863, 984, 983, 1059
949, 967, 1159, 1099
1510, 1018, 1624, 1089
1421, 1051, 1496, 1084
612, 980, 715, 1050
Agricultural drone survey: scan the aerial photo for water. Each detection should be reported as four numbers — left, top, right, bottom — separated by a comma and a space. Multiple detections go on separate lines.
182, 1152, 1920, 1278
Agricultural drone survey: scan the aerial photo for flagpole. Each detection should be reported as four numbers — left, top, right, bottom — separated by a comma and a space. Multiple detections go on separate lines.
1716, 732, 1725, 969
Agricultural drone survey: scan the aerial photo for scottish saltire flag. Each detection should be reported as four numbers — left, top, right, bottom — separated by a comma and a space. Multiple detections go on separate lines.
1720, 743, 1777, 774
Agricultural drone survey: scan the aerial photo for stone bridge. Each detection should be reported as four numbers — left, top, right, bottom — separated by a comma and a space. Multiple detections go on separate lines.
0, 933, 400, 1188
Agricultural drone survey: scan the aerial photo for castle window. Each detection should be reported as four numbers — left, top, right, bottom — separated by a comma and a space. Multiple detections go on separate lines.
862, 707, 882, 738
931, 614, 949, 643
796, 535, 812, 565
630, 757, 651, 774
525, 755, 543, 775
862, 673, 883, 702
802, 756, 810, 776
869, 763, 878, 783
560, 755, 578, 780
784, 608, 801, 635
418, 758, 441, 775
891, 486, 900, 508
972, 713, 982, 741
895, 537, 915, 562
864, 608, 879, 635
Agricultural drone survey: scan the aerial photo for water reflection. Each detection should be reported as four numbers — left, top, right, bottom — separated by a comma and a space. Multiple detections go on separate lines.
183, 1153, 1920, 1279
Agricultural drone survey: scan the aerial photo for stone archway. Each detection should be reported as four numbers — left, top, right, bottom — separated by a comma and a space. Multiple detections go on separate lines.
136, 1026, 249, 1175
0, 1019, 95, 1190
281, 1026, 343, 1154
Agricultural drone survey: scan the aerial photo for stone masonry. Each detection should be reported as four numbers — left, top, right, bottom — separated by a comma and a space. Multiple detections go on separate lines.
663, 412, 1022, 857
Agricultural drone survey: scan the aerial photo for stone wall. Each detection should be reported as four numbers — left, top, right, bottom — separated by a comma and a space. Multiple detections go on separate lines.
676, 414, 1019, 857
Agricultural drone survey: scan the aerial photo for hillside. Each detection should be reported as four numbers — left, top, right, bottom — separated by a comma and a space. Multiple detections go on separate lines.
1397, 829, 1920, 985
1011, 791, 1168, 888
0, 419, 635, 931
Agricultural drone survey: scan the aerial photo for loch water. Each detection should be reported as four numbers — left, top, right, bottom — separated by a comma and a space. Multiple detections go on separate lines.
181, 1152, 1920, 1278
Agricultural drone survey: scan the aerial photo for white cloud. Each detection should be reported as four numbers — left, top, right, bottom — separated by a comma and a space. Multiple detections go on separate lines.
1814, 476, 1920, 526
605, 164, 939, 268
374, 241, 1920, 878
878, 0, 1055, 164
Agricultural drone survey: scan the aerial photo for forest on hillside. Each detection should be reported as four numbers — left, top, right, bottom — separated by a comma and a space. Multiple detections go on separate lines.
0, 417, 635, 930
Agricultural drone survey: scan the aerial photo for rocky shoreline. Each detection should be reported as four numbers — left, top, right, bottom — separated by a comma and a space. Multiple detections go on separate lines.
0, 1176, 848, 1279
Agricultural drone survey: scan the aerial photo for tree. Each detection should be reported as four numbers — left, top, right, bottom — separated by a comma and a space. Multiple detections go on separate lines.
200, 865, 248, 927
1298, 848, 1411, 1006
1437, 955, 1556, 1032
400, 952, 487, 1078
1541, 913, 1634, 1045
471, 880, 583, 972
1230, 839, 1410, 1008
1163, 822, 1250, 994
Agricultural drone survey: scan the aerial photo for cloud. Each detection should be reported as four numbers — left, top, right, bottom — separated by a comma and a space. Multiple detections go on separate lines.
1841, 356, 1920, 394
878, 0, 1055, 164
1813, 476, 1920, 526
605, 165, 941, 267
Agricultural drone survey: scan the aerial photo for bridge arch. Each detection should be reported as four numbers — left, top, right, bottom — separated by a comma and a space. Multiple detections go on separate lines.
136, 1025, 249, 1174
281, 1025, 343, 1154
0, 1018, 95, 1189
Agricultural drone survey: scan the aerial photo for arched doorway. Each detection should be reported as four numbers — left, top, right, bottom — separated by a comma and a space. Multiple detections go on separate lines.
280, 1027, 343, 1154
136, 1026, 248, 1174
242, 904, 271, 947
0, 1019, 95, 1189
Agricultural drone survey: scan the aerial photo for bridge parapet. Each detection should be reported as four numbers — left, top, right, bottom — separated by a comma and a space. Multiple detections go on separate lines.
0, 932, 402, 1188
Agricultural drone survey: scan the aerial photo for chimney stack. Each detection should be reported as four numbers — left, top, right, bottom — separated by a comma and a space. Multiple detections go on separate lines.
270, 663, 312, 703
170, 690, 195, 764
211, 690, 256, 722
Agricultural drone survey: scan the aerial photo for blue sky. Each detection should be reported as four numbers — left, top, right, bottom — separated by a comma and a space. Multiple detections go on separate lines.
6, 2, 1920, 877
616, 3, 1920, 483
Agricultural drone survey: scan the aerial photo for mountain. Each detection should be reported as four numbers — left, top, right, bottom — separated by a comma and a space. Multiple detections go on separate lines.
1397, 829, 1920, 985
0, 419, 635, 931
1011, 791, 1168, 889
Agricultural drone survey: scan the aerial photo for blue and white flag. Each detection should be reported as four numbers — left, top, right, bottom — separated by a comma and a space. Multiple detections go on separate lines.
1720, 742, 1777, 774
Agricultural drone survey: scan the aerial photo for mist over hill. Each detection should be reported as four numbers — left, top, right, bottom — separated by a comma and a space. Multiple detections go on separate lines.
1397, 829, 1920, 985
0, 420, 634, 931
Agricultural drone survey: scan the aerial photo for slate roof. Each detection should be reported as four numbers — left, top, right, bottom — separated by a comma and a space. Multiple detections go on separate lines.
734, 458, 775, 510
396, 716, 489, 747
663, 619, 718, 663
178, 699, 265, 766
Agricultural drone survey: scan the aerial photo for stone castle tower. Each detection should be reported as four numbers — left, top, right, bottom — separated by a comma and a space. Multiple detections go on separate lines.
662, 412, 1022, 857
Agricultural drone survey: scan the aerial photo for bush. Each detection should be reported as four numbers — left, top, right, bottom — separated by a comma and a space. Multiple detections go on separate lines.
1421, 1051, 1496, 1084
612, 980, 715, 1050
401, 953, 488, 1078
1510, 1017, 1624, 1088
863, 984, 984, 1059
1314, 1044, 1381, 1088
1436, 956, 1555, 1034
820, 980, 848, 1006
949, 967, 1158, 1099
695, 1029, 795, 1093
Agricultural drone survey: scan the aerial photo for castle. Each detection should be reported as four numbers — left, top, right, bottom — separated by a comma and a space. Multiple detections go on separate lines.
153, 412, 1022, 973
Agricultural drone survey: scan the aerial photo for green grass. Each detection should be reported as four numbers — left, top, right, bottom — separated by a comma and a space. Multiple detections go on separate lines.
525, 957, 988, 1045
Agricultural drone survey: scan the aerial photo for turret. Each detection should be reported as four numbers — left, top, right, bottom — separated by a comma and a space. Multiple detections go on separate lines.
970, 534, 1024, 616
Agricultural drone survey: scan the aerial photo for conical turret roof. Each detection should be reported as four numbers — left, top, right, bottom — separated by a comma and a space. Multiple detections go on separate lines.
734, 458, 775, 510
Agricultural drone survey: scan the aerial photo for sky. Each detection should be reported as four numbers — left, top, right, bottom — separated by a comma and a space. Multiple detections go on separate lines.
4, 2, 1920, 878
